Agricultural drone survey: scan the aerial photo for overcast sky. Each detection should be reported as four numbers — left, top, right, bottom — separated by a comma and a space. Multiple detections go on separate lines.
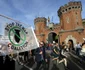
0, 0, 85, 35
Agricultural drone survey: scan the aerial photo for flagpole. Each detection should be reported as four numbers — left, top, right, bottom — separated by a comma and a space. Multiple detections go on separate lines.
31, 27, 39, 47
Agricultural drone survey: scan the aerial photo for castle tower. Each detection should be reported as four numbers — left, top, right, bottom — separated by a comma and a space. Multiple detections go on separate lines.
34, 17, 47, 41
58, 1, 82, 30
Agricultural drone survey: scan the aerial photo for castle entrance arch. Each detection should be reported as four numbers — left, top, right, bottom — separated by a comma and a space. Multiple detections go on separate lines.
65, 35, 76, 50
48, 32, 58, 43
68, 39, 74, 50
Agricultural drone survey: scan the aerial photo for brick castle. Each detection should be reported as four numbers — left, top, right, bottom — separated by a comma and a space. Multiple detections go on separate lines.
34, 1, 85, 45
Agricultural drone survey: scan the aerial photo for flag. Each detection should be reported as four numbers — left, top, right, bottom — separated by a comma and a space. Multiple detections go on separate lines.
0, 14, 39, 55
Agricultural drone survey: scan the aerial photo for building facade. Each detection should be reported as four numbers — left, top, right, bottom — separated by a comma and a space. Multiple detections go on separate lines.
34, 1, 85, 45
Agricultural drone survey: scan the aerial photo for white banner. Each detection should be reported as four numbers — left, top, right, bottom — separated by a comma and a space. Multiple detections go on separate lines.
0, 14, 39, 55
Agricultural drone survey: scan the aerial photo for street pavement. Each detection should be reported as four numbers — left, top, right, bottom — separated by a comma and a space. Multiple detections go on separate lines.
15, 53, 68, 70
1, 51, 85, 70
15, 52, 85, 70
15, 58, 66, 70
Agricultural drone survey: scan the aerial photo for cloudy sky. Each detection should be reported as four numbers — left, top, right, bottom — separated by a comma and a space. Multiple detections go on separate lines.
0, 0, 85, 28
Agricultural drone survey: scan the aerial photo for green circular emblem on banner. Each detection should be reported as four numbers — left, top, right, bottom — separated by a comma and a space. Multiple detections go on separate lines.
8, 26, 26, 47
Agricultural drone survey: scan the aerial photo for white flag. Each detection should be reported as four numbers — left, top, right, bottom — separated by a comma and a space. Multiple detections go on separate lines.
0, 14, 39, 55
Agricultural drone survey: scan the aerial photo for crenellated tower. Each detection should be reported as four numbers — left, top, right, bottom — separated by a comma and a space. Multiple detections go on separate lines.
58, 1, 82, 30
34, 17, 47, 41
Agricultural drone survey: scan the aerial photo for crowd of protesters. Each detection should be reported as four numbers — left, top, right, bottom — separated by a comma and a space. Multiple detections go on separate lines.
0, 41, 69, 70
74, 40, 85, 60
28, 41, 69, 70
1, 40, 85, 70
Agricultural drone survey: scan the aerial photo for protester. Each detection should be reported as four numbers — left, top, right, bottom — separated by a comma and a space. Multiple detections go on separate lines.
51, 42, 67, 67
75, 42, 81, 56
24, 51, 29, 63
34, 42, 44, 70
80, 43, 85, 56
45, 43, 53, 70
